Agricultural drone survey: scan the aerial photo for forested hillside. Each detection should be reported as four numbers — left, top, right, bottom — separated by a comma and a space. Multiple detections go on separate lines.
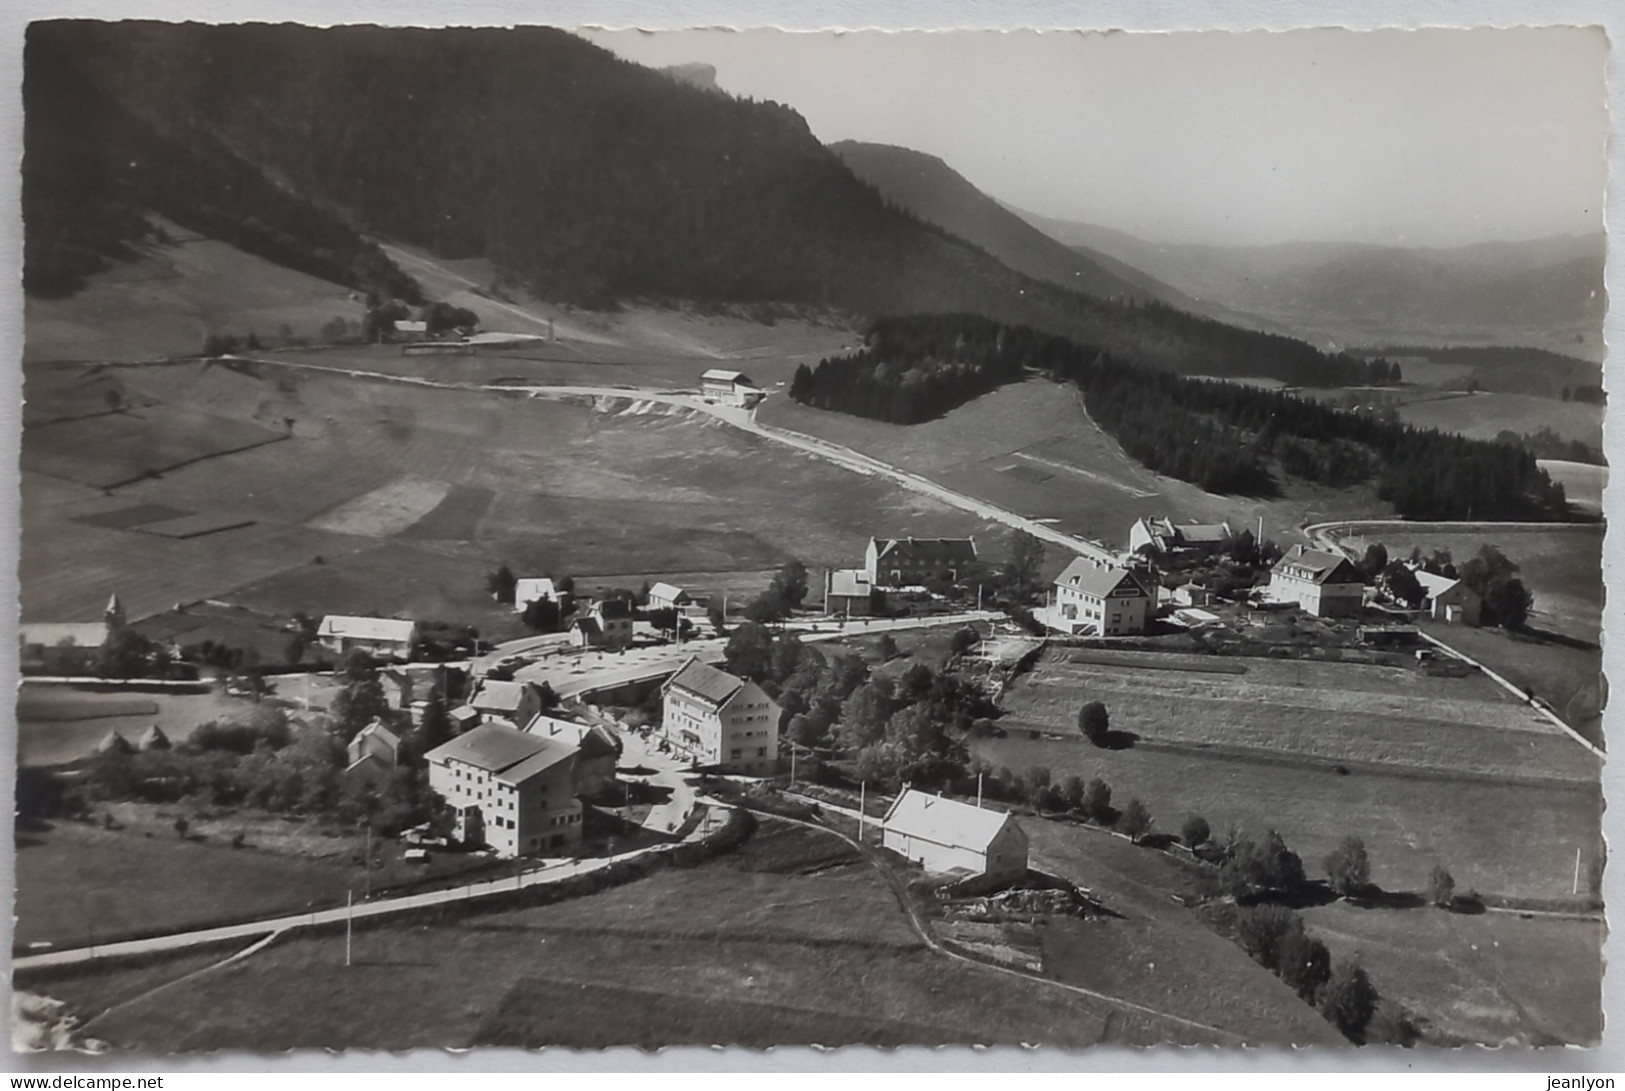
31, 21, 1415, 388
23, 31, 419, 301
792, 315, 1569, 521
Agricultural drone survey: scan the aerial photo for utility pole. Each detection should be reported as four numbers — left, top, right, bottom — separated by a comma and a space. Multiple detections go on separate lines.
1574, 847, 1583, 895
345, 889, 353, 968
977, 772, 984, 809
364, 821, 373, 898
789, 743, 797, 787
858, 781, 866, 841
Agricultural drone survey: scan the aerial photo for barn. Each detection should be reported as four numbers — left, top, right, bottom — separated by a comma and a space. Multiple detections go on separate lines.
880, 789, 1028, 881
700, 369, 763, 407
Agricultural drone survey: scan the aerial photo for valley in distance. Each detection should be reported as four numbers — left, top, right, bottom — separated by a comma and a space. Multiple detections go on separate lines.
13, 21, 1607, 1054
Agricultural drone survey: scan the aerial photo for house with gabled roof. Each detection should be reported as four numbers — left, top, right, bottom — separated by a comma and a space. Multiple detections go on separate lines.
881, 789, 1028, 880
659, 656, 779, 775
1410, 568, 1482, 626
525, 713, 622, 796
646, 582, 691, 612
424, 722, 582, 857
514, 577, 558, 611
863, 537, 978, 589
1052, 557, 1153, 636
1129, 516, 1234, 557
700, 369, 763, 407
345, 720, 402, 784
1268, 546, 1365, 618
316, 615, 419, 661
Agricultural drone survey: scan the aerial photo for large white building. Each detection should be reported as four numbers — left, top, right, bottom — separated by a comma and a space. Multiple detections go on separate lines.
881, 790, 1028, 880
1268, 546, 1365, 619
316, 615, 419, 660
659, 657, 780, 775
514, 577, 558, 611
1051, 557, 1153, 636
424, 723, 583, 858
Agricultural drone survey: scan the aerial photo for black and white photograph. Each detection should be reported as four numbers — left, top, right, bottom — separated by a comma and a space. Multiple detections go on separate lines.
6, 13, 1612, 1055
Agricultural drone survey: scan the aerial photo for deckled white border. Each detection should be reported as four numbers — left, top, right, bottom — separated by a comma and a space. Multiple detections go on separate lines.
0, 0, 1617, 1074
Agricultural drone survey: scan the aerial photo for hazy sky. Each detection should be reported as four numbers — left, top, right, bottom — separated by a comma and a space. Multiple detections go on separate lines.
580, 26, 1607, 248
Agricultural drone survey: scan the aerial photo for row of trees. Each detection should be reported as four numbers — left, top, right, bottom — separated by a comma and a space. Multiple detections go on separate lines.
791, 314, 1572, 522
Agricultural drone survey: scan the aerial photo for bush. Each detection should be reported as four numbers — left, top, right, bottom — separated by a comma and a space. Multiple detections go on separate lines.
1117, 797, 1153, 843
1320, 959, 1380, 1042
1235, 904, 1299, 969
1427, 864, 1455, 908
1220, 829, 1306, 898
876, 634, 899, 661
1323, 835, 1371, 897
1078, 701, 1109, 746
1276, 926, 1332, 1002
1079, 777, 1111, 822
1181, 813, 1211, 848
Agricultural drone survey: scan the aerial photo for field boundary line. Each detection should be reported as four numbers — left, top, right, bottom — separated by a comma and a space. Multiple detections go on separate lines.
1417, 631, 1605, 759
751, 810, 1247, 1045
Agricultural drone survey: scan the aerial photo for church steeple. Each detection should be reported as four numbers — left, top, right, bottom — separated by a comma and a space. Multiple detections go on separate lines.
104, 593, 126, 632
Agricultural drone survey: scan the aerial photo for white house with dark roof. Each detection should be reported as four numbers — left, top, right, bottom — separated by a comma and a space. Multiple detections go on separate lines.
424, 722, 582, 857
316, 615, 419, 660
1410, 568, 1482, 626
659, 656, 780, 775
345, 720, 402, 784
863, 537, 978, 588
881, 789, 1028, 880
1268, 546, 1365, 618
700, 369, 763, 407
1051, 557, 1153, 636
646, 582, 691, 612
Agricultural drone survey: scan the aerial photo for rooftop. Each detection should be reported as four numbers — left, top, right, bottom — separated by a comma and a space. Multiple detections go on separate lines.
665, 656, 746, 706
424, 722, 574, 783
1055, 556, 1148, 599
318, 615, 418, 642
882, 789, 1019, 853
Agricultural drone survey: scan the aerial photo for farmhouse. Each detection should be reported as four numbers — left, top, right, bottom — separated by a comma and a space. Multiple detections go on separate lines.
424, 723, 583, 858
1051, 557, 1153, 636
880, 789, 1028, 881
646, 582, 691, 611
659, 656, 780, 775
345, 720, 402, 783
570, 599, 634, 651
1267, 546, 1365, 619
514, 577, 558, 610
1129, 516, 1234, 557
317, 615, 419, 660
863, 537, 978, 588
1413, 568, 1482, 626
700, 369, 763, 407
823, 568, 876, 617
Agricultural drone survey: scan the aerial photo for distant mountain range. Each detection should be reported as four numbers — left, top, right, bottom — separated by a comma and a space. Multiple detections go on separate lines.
26, 21, 1559, 389
1012, 207, 1606, 360
830, 141, 1200, 312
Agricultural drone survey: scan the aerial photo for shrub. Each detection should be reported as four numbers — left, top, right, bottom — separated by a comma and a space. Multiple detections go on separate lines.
1078, 701, 1109, 746
1320, 959, 1380, 1042
1181, 813, 1211, 848
1118, 797, 1153, 843
1427, 864, 1455, 908
1235, 904, 1299, 969
1323, 836, 1371, 897
1277, 926, 1332, 1002
1079, 777, 1112, 822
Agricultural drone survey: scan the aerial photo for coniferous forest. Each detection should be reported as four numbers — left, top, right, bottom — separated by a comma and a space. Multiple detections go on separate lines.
790, 314, 1571, 521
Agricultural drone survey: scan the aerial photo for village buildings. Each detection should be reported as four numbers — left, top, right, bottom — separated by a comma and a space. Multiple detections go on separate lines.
570, 599, 634, 651
513, 577, 558, 611
1129, 516, 1234, 557
659, 657, 780, 775
646, 582, 691, 612
1051, 557, 1154, 636
424, 723, 584, 858
1411, 568, 1483, 626
345, 720, 403, 784
863, 537, 978, 589
316, 615, 419, 661
880, 789, 1029, 881
823, 568, 877, 617
1267, 546, 1366, 619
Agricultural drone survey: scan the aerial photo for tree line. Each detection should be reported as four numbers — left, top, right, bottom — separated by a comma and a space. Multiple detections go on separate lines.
791, 314, 1571, 521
